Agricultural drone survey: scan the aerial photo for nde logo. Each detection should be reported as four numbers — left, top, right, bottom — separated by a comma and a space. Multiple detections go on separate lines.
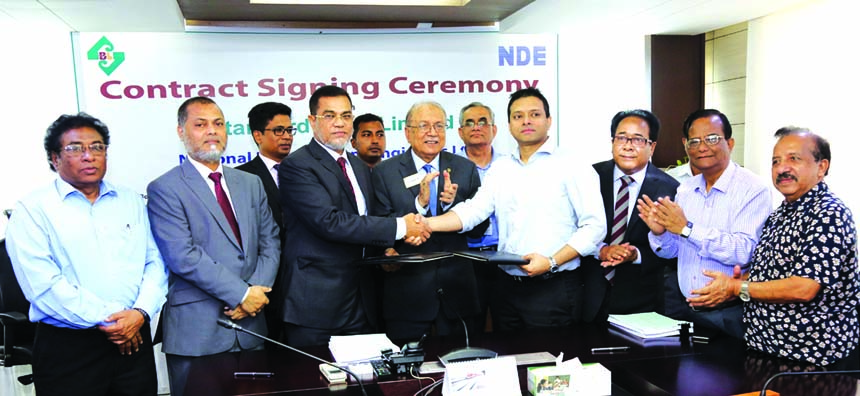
87, 36, 126, 76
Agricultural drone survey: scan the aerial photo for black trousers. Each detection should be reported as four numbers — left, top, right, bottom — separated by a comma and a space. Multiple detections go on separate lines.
32, 322, 157, 396
491, 268, 583, 332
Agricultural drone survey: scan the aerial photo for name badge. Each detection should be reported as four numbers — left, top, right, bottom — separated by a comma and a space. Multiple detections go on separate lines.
403, 173, 424, 189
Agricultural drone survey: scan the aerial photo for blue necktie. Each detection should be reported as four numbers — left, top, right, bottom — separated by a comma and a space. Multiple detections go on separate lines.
422, 164, 437, 216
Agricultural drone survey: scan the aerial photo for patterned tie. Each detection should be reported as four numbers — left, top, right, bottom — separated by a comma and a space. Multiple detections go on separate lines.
422, 164, 438, 216
606, 175, 633, 283
336, 157, 356, 197
208, 172, 242, 249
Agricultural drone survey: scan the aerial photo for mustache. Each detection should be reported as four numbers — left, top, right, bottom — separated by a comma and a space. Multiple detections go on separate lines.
777, 172, 797, 181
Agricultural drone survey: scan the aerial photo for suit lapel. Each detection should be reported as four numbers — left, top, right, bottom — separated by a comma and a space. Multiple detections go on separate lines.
630, 163, 660, 232
252, 156, 282, 214
308, 140, 358, 212
224, 167, 249, 252
399, 149, 421, 198
597, 162, 615, 241
180, 161, 242, 250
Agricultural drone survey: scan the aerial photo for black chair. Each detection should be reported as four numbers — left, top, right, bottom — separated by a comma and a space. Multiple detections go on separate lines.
0, 238, 36, 385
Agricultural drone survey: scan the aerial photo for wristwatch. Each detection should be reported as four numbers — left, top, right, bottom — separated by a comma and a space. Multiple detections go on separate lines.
739, 281, 751, 302
680, 221, 693, 238
548, 256, 560, 273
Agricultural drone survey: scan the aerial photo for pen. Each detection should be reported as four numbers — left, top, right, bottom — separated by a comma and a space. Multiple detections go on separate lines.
591, 346, 630, 354
233, 372, 274, 378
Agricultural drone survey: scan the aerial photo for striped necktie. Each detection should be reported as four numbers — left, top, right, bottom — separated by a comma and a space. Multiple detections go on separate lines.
606, 175, 633, 283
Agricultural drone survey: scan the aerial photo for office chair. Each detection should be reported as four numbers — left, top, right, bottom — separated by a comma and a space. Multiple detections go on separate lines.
0, 238, 35, 385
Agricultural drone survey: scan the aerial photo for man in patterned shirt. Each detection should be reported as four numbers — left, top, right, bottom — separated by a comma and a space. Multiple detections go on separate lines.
691, 127, 858, 369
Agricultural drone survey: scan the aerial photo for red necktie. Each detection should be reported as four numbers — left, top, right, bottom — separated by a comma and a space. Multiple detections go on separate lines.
337, 157, 356, 197
208, 172, 242, 249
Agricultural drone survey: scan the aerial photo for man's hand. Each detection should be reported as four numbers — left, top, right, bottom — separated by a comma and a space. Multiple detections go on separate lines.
637, 195, 666, 235
381, 248, 401, 272
653, 197, 689, 235
99, 309, 146, 345
417, 171, 440, 208
687, 265, 743, 308
403, 213, 431, 246
519, 253, 551, 277
239, 285, 271, 317
599, 243, 638, 267
224, 305, 251, 321
116, 331, 143, 356
439, 170, 458, 205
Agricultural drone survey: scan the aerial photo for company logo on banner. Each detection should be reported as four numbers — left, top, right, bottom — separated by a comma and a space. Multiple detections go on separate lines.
73, 32, 557, 194
86, 36, 125, 76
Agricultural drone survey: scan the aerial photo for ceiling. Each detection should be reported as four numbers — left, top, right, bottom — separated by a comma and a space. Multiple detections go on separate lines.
0, 0, 811, 34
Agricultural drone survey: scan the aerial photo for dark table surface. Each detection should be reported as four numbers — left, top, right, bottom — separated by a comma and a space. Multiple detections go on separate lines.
183, 324, 858, 396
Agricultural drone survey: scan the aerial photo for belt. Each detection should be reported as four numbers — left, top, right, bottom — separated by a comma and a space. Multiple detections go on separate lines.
690, 298, 742, 312
469, 245, 498, 252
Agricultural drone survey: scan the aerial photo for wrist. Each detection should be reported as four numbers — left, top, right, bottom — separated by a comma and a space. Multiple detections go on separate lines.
133, 308, 150, 324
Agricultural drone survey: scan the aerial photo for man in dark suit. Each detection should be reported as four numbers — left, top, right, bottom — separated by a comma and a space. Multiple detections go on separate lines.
582, 109, 679, 323
236, 102, 292, 340
147, 97, 281, 396
278, 86, 430, 347
372, 101, 485, 340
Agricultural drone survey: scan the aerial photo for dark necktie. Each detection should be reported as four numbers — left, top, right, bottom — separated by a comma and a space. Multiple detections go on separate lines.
422, 164, 437, 216
606, 175, 633, 283
208, 172, 242, 249
272, 163, 280, 187
336, 157, 356, 197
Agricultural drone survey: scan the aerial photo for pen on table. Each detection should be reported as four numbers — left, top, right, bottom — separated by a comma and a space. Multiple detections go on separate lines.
591, 346, 630, 354
233, 372, 274, 378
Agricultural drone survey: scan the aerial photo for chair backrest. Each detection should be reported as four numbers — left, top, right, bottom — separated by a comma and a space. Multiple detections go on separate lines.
0, 239, 31, 321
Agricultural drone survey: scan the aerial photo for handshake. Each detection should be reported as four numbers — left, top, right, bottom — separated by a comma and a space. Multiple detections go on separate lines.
402, 213, 432, 246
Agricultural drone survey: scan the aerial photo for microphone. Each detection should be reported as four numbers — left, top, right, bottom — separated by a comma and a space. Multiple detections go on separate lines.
760, 370, 860, 396
435, 288, 498, 364
216, 319, 368, 396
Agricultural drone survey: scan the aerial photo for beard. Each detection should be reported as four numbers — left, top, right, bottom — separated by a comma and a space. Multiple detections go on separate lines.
182, 132, 225, 164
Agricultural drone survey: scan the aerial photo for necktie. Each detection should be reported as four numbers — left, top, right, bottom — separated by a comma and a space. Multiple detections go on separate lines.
336, 157, 356, 197
272, 163, 280, 187
422, 164, 437, 216
606, 175, 632, 283
208, 172, 242, 249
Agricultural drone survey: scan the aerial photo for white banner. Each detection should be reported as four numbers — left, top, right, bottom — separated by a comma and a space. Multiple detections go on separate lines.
73, 32, 557, 193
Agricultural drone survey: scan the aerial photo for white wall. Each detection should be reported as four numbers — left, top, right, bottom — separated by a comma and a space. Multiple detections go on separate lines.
745, 0, 860, 212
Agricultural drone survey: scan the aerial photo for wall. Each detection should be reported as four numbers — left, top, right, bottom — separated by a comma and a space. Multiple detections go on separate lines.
745, 0, 859, 212
704, 22, 748, 165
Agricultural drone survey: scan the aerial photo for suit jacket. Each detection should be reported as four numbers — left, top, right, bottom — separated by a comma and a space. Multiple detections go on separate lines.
371, 149, 483, 322
147, 160, 281, 356
236, 155, 284, 243
582, 160, 679, 322
279, 140, 397, 331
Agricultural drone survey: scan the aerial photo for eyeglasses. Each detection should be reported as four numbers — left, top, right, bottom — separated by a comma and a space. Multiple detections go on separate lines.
613, 135, 652, 147
314, 113, 354, 123
61, 143, 107, 157
685, 134, 724, 149
463, 120, 492, 128
265, 126, 296, 136
408, 123, 446, 133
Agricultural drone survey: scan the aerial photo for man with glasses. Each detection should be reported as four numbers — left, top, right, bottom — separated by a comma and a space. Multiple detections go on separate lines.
581, 110, 680, 323
424, 88, 605, 332
636, 109, 771, 339
278, 85, 431, 347
236, 101, 293, 341
350, 113, 387, 168
371, 101, 485, 340
456, 102, 503, 331
5, 113, 168, 396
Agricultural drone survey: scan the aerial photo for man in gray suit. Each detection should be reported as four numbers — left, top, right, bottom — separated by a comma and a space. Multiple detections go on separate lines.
147, 97, 280, 396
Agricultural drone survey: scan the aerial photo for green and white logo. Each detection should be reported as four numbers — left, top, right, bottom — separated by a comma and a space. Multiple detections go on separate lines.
87, 36, 125, 76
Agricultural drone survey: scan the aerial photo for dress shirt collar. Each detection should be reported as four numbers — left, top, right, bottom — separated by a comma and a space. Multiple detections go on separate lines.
509, 137, 556, 165
691, 161, 739, 194
258, 154, 280, 172
456, 146, 501, 171
313, 138, 351, 163
55, 177, 114, 202
186, 155, 225, 180
782, 181, 828, 211
410, 149, 440, 173
612, 162, 648, 186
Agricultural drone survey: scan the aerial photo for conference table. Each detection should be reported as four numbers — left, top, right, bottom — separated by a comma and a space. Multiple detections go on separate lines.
183, 324, 859, 395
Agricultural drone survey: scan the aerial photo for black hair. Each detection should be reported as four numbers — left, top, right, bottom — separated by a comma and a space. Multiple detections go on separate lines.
352, 113, 384, 139
610, 109, 661, 141
774, 126, 831, 175
309, 85, 353, 115
44, 112, 110, 172
248, 102, 293, 133
682, 109, 732, 139
507, 87, 550, 120
178, 96, 219, 127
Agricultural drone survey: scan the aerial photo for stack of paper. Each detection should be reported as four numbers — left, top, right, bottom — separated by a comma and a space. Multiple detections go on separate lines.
328, 333, 399, 364
442, 356, 520, 396
607, 312, 691, 339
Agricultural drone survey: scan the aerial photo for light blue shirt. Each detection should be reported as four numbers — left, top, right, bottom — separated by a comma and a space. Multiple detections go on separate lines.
5, 178, 168, 328
456, 147, 502, 248
649, 162, 772, 298
451, 140, 606, 276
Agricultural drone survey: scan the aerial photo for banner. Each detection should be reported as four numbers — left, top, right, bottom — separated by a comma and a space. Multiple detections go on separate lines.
73, 32, 557, 193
